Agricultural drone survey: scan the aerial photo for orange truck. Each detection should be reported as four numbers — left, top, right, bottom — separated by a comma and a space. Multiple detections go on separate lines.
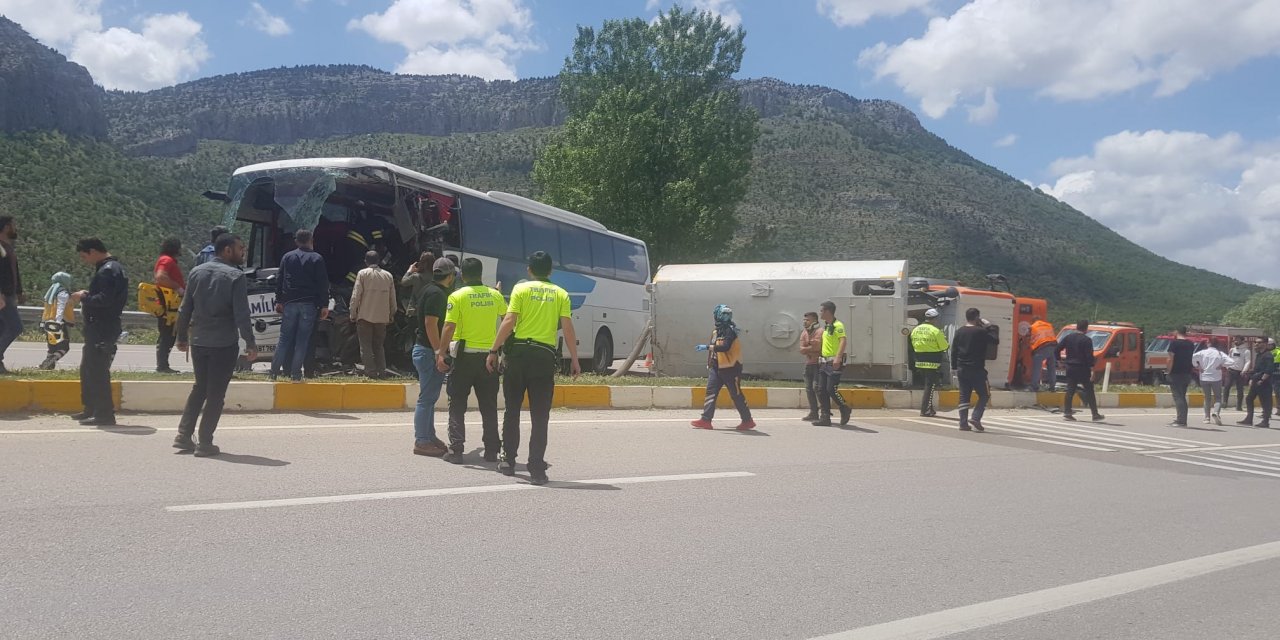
920, 280, 1047, 389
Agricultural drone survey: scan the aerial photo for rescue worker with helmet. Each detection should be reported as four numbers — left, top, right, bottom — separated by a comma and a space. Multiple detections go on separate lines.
39, 271, 75, 370
1028, 315, 1058, 392
910, 308, 949, 417
690, 304, 756, 431
487, 251, 580, 486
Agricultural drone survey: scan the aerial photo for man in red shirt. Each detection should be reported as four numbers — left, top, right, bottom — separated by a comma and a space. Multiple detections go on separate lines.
153, 237, 186, 373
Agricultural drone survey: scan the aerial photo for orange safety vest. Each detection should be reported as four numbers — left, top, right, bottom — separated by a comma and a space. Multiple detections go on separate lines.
1029, 320, 1056, 351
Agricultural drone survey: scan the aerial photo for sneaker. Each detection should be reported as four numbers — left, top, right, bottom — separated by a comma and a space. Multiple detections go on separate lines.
921, 409, 937, 417
172, 434, 196, 452
442, 450, 465, 464
80, 416, 116, 427
959, 424, 972, 431
1063, 413, 1077, 422
1202, 418, 1212, 424
1258, 423, 1272, 429
814, 417, 833, 426
1091, 414, 1106, 422
1168, 421, 1186, 428
289, 377, 304, 384
529, 468, 549, 486
800, 413, 818, 421
413, 441, 447, 457
690, 419, 713, 430
972, 420, 985, 432
840, 406, 852, 426
483, 451, 499, 463
156, 367, 180, 374
1213, 413, 1222, 426
70, 411, 91, 421
1237, 419, 1254, 426
498, 460, 516, 476
193, 443, 221, 457
734, 420, 757, 431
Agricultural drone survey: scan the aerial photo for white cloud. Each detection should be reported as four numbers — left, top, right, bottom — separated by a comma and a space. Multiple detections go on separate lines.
1039, 130, 1280, 286
646, 0, 742, 27
0, 0, 209, 90
858, 0, 1280, 119
0, 0, 101, 44
70, 12, 209, 91
245, 2, 292, 37
966, 86, 998, 124
349, 0, 535, 80
817, 0, 933, 27
994, 133, 1017, 147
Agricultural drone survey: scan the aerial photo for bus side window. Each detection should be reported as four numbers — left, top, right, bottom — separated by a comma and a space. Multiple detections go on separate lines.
613, 239, 647, 284
590, 232, 615, 278
462, 199, 522, 259
523, 214, 560, 263
560, 224, 591, 273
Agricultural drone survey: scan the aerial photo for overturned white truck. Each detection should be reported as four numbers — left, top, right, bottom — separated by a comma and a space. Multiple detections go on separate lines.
651, 261, 918, 383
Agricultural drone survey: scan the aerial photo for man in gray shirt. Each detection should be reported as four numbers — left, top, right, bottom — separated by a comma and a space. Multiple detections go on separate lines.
173, 234, 256, 457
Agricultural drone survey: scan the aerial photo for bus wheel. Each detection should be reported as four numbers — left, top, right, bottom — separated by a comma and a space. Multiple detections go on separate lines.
592, 330, 614, 375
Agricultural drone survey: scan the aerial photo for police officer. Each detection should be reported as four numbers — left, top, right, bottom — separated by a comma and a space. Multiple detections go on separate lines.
70, 238, 127, 426
910, 308, 949, 417
816, 300, 853, 426
1238, 338, 1274, 428
437, 257, 506, 464
486, 251, 580, 485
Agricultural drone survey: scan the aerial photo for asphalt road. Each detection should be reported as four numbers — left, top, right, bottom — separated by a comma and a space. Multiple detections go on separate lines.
4, 405, 1280, 639
4, 341, 195, 373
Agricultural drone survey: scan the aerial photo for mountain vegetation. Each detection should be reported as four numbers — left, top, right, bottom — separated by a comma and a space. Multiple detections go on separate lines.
0, 17, 107, 138
0, 18, 1261, 330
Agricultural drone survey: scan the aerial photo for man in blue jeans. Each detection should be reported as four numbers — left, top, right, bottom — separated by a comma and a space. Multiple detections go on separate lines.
411, 257, 455, 456
271, 229, 329, 381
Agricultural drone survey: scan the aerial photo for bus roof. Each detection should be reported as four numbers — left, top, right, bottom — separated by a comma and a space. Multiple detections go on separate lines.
654, 260, 908, 282
232, 157, 638, 242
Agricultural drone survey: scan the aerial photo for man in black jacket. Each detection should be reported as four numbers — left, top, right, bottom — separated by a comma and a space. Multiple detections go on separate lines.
70, 238, 127, 426
1237, 339, 1274, 428
951, 307, 999, 432
0, 216, 23, 374
1058, 320, 1104, 422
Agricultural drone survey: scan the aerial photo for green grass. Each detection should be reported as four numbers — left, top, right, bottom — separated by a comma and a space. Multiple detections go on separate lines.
17, 327, 160, 346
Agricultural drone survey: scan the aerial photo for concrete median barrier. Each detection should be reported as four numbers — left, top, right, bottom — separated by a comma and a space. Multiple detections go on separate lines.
1, 379, 1189, 414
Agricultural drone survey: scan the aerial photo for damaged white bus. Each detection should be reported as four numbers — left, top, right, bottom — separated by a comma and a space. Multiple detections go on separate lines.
208, 158, 650, 375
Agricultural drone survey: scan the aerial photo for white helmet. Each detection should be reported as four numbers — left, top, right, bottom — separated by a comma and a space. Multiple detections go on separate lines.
924, 308, 940, 319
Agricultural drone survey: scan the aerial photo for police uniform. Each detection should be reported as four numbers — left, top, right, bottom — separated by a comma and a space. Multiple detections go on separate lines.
817, 319, 853, 425
496, 278, 572, 479
910, 319, 949, 416
443, 282, 507, 459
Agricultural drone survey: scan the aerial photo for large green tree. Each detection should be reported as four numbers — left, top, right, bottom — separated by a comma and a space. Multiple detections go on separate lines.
1221, 290, 1280, 337
533, 5, 759, 267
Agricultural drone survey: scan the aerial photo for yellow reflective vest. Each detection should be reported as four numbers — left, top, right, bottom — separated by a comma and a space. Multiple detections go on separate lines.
910, 322, 948, 370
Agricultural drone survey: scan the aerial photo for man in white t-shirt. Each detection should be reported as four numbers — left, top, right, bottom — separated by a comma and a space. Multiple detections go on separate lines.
1226, 337, 1252, 412
1192, 341, 1233, 426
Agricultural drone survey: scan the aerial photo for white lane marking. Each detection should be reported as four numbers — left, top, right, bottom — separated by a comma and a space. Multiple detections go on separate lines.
982, 419, 1163, 450
809, 538, 1280, 640
1010, 436, 1116, 452
166, 471, 755, 512
980, 420, 1145, 450
1017, 416, 1220, 446
899, 418, 961, 430
1225, 449, 1280, 462
1200, 450, 1280, 466
1138, 443, 1280, 455
0, 418, 703, 436
1178, 453, 1280, 472
1152, 456, 1280, 479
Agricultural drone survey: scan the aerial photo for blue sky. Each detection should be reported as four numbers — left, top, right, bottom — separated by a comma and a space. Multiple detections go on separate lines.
4, 0, 1280, 284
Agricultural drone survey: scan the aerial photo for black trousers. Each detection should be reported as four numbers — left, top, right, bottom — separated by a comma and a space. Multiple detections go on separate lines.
802, 363, 819, 416
1225, 370, 1246, 409
1245, 380, 1272, 425
79, 336, 117, 420
447, 352, 501, 454
502, 344, 557, 471
917, 368, 941, 414
178, 344, 239, 442
956, 367, 990, 425
817, 363, 850, 418
156, 317, 176, 370
1064, 366, 1100, 417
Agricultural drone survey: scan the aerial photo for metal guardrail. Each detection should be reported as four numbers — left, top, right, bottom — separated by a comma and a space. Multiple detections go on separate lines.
17, 306, 155, 329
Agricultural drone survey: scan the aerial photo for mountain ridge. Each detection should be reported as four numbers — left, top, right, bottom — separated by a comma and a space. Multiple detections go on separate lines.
0, 16, 107, 138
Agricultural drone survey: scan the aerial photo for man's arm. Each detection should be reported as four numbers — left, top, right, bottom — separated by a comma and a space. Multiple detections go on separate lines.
836, 336, 847, 370
232, 273, 256, 358
348, 272, 364, 321
154, 263, 182, 292
486, 312, 518, 373
562, 317, 581, 376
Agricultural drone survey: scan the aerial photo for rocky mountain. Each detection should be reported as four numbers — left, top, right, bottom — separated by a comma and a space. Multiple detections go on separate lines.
103, 66, 928, 157
0, 17, 107, 138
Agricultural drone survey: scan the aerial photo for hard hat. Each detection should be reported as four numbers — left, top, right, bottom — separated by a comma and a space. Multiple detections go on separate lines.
924, 308, 940, 319
713, 304, 733, 324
